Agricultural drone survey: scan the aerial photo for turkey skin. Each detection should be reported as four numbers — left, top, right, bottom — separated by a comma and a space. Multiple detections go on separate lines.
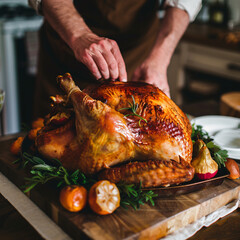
35, 73, 194, 187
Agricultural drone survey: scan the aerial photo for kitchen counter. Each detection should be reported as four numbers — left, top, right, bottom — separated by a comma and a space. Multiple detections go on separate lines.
182, 23, 240, 53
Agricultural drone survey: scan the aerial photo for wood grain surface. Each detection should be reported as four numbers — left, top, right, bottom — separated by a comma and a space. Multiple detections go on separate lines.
0, 135, 240, 240
220, 92, 240, 118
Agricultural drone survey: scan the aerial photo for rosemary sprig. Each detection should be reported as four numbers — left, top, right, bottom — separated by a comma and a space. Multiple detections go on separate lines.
191, 124, 228, 167
21, 152, 96, 192
17, 153, 158, 209
119, 95, 147, 127
117, 182, 158, 210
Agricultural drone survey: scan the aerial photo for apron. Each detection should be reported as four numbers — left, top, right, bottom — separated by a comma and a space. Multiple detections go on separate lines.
33, 0, 160, 118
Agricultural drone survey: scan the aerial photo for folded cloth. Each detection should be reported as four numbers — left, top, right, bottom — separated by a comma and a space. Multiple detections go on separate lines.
162, 199, 240, 240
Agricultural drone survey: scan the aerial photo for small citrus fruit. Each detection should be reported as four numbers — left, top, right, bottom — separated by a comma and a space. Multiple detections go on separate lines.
10, 137, 24, 155
59, 185, 87, 212
88, 180, 120, 215
225, 158, 240, 180
28, 127, 41, 141
31, 118, 44, 129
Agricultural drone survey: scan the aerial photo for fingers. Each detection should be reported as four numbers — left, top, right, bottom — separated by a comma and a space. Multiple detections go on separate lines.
90, 47, 110, 79
79, 37, 127, 82
110, 40, 127, 82
131, 66, 171, 97
81, 50, 102, 79
100, 48, 119, 80
163, 88, 171, 98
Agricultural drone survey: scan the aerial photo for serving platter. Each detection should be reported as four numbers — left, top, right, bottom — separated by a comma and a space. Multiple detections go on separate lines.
146, 168, 229, 197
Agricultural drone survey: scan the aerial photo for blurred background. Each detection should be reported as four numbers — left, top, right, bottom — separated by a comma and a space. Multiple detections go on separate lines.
0, 0, 240, 135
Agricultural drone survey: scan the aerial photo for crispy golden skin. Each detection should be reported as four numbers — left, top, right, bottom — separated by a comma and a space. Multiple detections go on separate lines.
99, 158, 195, 188
35, 73, 194, 187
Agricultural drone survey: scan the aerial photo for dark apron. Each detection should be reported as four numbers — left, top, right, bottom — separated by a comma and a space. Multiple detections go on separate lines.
33, 0, 160, 118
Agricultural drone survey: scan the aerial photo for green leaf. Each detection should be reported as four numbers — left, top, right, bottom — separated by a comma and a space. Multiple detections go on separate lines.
20, 153, 157, 210
192, 125, 228, 168
32, 156, 45, 165
12, 158, 21, 164
64, 174, 71, 185
32, 164, 55, 172
117, 182, 158, 210
191, 124, 213, 143
214, 150, 228, 167
23, 182, 39, 193
20, 153, 95, 192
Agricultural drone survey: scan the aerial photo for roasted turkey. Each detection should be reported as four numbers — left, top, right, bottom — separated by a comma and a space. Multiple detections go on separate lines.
36, 73, 194, 187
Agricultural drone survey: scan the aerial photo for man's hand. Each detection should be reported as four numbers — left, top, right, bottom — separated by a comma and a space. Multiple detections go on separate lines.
132, 7, 189, 98
132, 58, 170, 97
71, 32, 127, 81
42, 0, 127, 82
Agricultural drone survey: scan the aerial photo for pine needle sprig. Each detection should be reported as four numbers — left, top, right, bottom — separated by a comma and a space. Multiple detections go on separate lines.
117, 182, 158, 210
119, 95, 147, 127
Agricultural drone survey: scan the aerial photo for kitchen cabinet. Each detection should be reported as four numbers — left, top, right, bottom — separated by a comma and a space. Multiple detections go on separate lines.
168, 32, 240, 107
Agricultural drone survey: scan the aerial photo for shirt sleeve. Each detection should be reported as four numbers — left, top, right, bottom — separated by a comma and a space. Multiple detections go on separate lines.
165, 0, 202, 22
28, 0, 42, 15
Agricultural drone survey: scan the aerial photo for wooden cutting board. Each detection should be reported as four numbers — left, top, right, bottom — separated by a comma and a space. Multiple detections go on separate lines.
0, 135, 240, 240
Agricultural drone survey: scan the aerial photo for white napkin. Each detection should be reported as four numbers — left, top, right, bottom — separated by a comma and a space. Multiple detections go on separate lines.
162, 199, 240, 240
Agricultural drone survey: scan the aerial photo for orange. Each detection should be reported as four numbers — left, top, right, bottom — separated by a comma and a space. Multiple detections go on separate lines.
10, 137, 24, 155
31, 118, 44, 129
88, 180, 120, 215
59, 185, 87, 212
28, 127, 41, 141
225, 158, 240, 180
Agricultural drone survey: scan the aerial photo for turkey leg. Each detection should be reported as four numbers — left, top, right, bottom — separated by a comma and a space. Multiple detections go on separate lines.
57, 73, 135, 174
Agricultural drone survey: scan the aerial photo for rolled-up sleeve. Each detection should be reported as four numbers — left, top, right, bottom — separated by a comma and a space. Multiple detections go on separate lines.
165, 0, 202, 22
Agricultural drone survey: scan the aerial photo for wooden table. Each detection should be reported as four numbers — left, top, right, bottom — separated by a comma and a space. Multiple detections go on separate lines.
0, 134, 240, 240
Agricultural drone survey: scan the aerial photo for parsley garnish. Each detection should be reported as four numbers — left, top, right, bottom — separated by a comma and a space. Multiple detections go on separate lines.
191, 124, 228, 167
191, 123, 213, 144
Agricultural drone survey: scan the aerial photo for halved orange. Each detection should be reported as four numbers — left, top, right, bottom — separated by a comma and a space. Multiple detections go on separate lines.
88, 180, 120, 215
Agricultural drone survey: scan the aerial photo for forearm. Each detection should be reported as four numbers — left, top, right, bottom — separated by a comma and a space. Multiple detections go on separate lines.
150, 7, 190, 68
42, 0, 90, 49
41, 0, 127, 81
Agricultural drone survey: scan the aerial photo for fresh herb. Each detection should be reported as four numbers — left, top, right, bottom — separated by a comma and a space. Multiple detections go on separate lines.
119, 95, 147, 127
21, 152, 96, 192
117, 182, 158, 210
17, 153, 158, 209
191, 124, 213, 144
206, 142, 228, 167
191, 124, 228, 167
12, 158, 22, 164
